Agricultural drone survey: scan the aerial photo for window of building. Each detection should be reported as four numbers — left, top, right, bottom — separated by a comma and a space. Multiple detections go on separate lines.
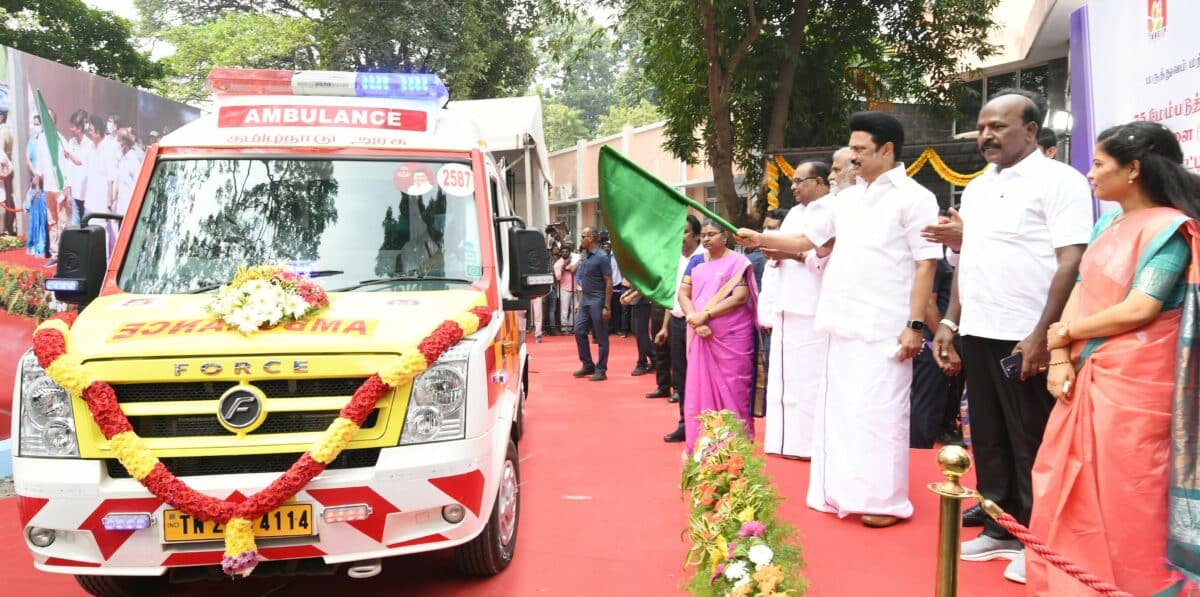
985, 72, 1017, 100
704, 186, 718, 214
1020, 64, 1050, 102
954, 79, 984, 136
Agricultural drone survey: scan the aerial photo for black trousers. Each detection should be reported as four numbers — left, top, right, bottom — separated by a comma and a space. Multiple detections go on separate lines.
631, 301, 653, 368
961, 335, 1055, 539
545, 290, 560, 332
910, 339, 965, 449
574, 301, 610, 373
669, 315, 688, 425
651, 306, 671, 391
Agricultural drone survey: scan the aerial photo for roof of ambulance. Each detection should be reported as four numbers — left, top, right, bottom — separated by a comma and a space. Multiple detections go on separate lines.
159, 94, 489, 153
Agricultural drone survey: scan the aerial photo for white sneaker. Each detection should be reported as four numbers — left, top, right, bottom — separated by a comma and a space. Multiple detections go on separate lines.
1003, 550, 1026, 584
960, 534, 1023, 562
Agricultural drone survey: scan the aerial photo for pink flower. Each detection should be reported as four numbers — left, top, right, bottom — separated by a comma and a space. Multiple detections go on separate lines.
738, 521, 766, 538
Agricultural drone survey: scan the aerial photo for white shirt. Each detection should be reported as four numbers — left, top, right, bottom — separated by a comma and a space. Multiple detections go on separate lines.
772, 198, 830, 317
956, 150, 1093, 340
64, 136, 86, 197
80, 140, 108, 215
114, 149, 141, 215
671, 245, 704, 317
806, 164, 941, 342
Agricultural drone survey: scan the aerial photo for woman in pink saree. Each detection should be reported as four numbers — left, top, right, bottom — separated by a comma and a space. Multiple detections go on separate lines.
1028, 122, 1200, 596
680, 220, 759, 452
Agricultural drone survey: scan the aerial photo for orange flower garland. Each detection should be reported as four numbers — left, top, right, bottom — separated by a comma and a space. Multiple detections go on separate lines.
32, 304, 492, 577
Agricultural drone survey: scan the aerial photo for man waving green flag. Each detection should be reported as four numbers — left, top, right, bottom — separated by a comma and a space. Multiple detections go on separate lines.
597, 146, 734, 308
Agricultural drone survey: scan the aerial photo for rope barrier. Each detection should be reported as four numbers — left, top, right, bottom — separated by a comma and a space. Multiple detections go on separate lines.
980, 500, 1132, 597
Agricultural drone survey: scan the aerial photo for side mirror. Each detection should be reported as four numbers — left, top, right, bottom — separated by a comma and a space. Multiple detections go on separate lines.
45, 226, 106, 306
507, 227, 554, 299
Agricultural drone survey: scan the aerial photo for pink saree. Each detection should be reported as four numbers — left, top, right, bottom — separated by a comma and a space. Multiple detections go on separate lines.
1027, 207, 1195, 596
683, 251, 759, 452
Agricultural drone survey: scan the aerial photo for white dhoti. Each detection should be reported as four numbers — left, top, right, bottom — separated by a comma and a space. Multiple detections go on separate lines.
764, 312, 826, 458
807, 333, 913, 519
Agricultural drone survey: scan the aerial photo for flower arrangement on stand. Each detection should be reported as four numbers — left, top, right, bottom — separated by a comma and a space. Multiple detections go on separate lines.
0, 262, 60, 321
0, 234, 25, 251
682, 410, 806, 596
208, 265, 331, 334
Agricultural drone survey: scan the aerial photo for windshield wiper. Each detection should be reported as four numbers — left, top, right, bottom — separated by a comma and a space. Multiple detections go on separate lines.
185, 270, 345, 294
332, 275, 473, 292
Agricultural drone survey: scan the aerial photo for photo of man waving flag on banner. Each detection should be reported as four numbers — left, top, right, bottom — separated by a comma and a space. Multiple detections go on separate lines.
597, 145, 736, 309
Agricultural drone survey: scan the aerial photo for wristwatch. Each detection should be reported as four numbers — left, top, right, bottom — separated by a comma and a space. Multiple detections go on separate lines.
906, 320, 928, 332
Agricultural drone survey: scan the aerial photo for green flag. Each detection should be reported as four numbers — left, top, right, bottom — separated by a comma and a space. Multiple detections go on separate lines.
597, 145, 735, 309
34, 90, 64, 190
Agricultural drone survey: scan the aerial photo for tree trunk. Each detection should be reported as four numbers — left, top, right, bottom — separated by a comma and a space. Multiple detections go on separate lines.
698, 0, 761, 228
764, 1, 810, 152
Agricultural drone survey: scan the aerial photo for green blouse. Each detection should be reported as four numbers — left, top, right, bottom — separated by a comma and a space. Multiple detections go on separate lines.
1088, 210, 1190, 309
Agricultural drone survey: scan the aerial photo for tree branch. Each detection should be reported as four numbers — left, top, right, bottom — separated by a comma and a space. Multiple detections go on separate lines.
723, 0, 762, 91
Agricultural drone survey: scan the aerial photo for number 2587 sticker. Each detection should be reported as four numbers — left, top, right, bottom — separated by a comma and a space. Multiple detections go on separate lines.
438, 163, 475, 196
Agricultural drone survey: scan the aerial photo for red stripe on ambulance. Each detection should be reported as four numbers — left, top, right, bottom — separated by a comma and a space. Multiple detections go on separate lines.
217, 105, 428, 131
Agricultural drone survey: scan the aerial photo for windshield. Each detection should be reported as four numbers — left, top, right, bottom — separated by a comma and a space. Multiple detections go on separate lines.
117, 157, 484, 294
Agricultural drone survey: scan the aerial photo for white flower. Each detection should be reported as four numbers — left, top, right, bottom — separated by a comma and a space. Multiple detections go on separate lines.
723, 560, 749, 581
226, 308, 259, 334
284, 294, 310, 318
748, 544, 774, 566
694, 437, 710, 462
243, 279, 270, 295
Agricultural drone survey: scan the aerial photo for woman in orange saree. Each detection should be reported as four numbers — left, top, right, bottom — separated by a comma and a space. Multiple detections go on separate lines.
1027, 121, 1200, 596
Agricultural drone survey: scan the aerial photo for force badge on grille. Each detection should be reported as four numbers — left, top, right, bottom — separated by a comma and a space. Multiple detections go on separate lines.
217, 385, 268, 434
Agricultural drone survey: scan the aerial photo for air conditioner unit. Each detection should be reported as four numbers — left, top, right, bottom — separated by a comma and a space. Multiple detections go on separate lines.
556, 184, 574, 201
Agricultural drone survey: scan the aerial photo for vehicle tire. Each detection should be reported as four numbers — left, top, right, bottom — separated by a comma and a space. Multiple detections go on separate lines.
454, 439, 519, 576
511, 365, 527, 443
75, 574, 165, 597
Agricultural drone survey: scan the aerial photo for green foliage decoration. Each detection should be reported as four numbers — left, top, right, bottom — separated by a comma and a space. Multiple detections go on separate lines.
681, 410, 806, 596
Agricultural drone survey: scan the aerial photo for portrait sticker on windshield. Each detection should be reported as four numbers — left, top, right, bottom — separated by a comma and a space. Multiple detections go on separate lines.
465, 241, 482, 278
437, 163, 475, 196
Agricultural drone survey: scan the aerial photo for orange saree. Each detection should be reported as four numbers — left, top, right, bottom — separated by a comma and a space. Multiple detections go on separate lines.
1027, 207, 1196, 596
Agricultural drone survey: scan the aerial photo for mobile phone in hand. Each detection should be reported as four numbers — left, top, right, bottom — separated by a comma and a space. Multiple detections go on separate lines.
1000, 353, 1023, 380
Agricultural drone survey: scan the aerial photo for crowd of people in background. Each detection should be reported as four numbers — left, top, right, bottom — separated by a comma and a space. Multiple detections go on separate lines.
530, 86, 1200, 595
0, 106, 160, 264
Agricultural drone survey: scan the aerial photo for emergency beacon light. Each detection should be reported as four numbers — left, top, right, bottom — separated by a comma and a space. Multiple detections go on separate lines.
207, 69, 450, 107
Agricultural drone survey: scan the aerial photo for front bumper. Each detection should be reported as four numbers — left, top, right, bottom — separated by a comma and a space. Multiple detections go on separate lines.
14, 430, 499, 576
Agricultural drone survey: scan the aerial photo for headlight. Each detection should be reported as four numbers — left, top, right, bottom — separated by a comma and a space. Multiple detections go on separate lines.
401, 345, 469, 445
18, 350, 80, 457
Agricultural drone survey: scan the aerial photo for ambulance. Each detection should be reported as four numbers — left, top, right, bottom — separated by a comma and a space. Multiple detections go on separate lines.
11, 69, 552, 595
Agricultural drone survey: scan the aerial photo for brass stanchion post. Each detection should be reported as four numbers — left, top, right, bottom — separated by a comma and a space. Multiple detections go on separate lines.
927, 445, 978, 597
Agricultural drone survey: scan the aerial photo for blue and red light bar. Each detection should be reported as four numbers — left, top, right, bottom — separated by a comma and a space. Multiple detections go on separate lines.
207, 69, 449, 106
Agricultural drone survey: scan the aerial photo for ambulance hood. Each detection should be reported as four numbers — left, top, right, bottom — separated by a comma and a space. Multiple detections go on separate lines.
64, 290, 489, 362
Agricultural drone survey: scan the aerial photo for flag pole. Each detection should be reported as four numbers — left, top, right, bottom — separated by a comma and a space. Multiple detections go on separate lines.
599, 146, 739, 233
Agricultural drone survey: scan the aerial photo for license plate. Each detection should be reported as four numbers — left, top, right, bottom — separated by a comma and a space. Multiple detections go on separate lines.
162, 504, 314, 542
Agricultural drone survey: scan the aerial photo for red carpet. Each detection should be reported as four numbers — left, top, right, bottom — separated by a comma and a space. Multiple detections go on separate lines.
0, 246, 54, 271
0, 333, 1025, 596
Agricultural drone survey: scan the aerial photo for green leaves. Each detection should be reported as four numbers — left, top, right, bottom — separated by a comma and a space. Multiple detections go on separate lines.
0, 0, 164, 87
141, 0, 552, 102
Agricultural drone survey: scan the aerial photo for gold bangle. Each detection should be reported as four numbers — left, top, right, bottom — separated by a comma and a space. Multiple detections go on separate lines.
1048, 360, 1072, 367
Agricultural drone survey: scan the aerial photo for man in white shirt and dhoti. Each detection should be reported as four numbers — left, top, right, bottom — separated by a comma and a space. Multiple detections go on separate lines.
738, 111, 939, 528
759, 159, 833, 459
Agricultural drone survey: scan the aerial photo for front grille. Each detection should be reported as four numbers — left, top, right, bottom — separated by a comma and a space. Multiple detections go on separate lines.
111, 378, 370, 403
128, 410, 380, 438
104, 448, 381, 479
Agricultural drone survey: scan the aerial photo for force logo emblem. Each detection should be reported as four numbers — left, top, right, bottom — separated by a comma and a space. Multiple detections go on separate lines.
217, 385, 268, 434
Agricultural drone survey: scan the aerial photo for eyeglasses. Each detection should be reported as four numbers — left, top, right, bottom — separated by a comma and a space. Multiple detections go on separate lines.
791, 176, 821, 184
